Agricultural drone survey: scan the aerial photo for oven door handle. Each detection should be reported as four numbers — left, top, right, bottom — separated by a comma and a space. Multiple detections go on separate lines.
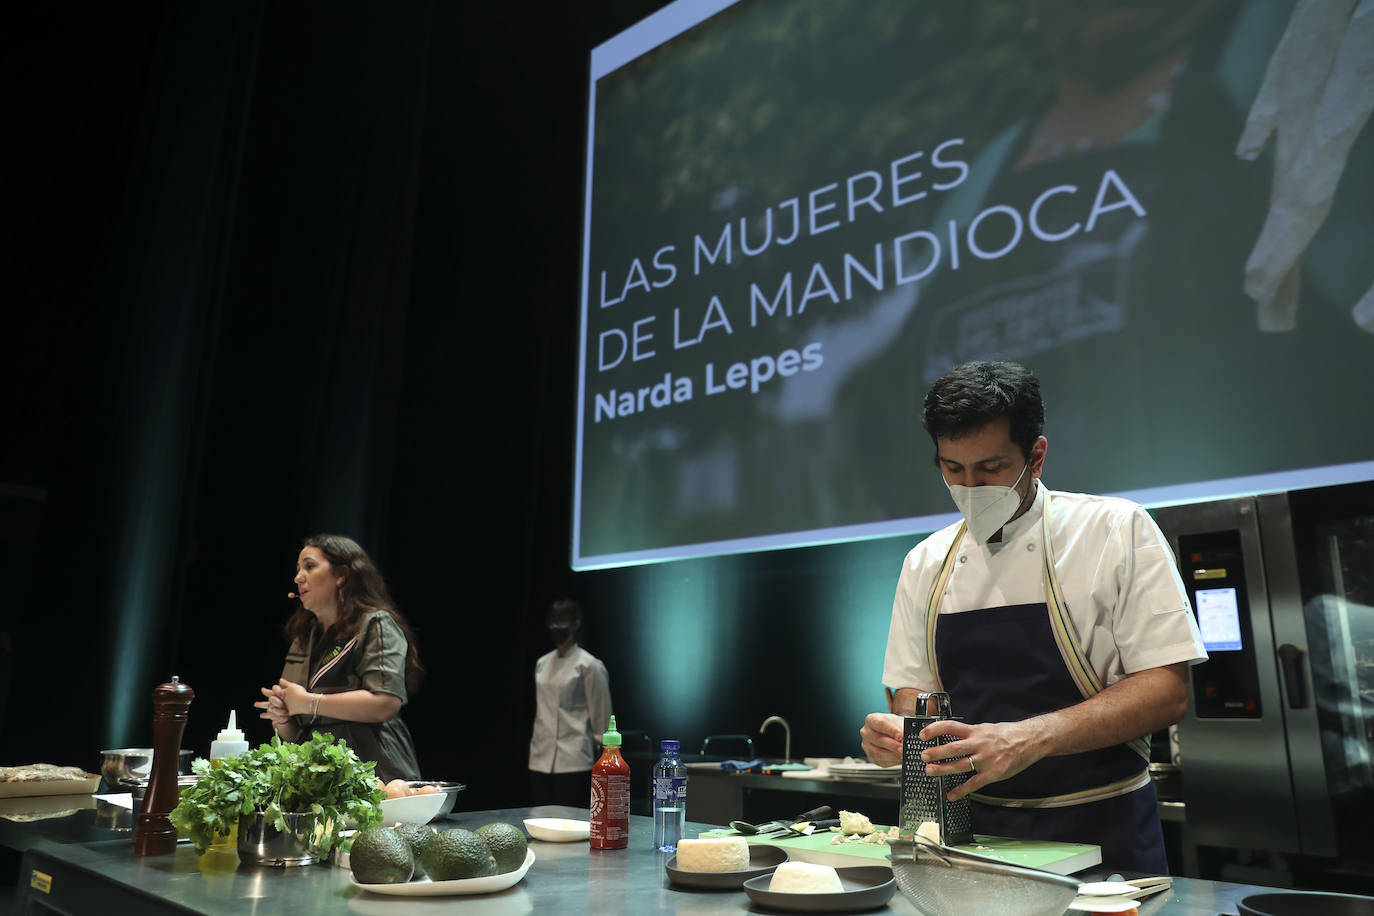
1277, 643, 1307, 709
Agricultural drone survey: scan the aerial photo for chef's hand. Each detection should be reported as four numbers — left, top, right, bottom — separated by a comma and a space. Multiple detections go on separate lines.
859, 712, 906, 767
918, 718, 1043, 801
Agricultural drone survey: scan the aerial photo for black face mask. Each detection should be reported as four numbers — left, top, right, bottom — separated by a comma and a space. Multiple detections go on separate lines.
549, 626, 572, 646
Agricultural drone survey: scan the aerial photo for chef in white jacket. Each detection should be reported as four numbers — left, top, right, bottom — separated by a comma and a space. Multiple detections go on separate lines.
529, 598, 614, 807
861, 361, 1206, 873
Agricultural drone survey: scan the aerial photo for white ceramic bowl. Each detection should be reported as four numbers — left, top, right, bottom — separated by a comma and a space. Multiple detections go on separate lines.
523, 817, 590, 842
350, 848, 536, 896
378, 791, 446, 825
405, 780, 464, 817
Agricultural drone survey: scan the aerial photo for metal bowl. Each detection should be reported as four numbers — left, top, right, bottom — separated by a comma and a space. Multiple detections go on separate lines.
99, 748, 195, 784
888, 838, 1081, 916
406, 780, 466, 817
238, 812, 324, 867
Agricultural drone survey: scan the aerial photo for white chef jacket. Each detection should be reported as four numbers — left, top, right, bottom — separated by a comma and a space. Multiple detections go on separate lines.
528, 644, 613, 774
883, 483, 1207, 695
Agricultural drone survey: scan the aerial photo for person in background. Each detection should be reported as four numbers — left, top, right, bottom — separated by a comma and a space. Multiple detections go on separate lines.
254, 533, 422, 783
528, 598, 613, 807
860, 361, 1206, 873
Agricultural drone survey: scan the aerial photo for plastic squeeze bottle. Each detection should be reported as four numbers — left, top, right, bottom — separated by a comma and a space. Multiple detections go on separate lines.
207, 711, 249, 850
590, 715, 630, 850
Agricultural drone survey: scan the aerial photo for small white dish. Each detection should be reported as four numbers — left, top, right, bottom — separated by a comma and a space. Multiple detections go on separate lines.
351, 848, 534, 896
378, 791, 446, 825
1077, 881, 1142, 896
1068, 894, 1141, 912
522, 817, 590, 842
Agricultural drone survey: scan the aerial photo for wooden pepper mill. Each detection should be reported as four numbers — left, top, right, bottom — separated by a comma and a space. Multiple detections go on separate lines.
134, 675, 194, 856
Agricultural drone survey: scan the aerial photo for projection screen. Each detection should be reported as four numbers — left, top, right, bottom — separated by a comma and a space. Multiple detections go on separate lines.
574, 0, 1374, 570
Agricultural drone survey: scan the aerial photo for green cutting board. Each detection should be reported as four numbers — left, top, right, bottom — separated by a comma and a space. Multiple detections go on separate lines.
697, 828, 1100, 876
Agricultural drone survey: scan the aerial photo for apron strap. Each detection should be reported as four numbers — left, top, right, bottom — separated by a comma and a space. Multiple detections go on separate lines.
924, 522, 967, 693
970, 768, 1153, 808
1041, 492, 1152, 762
308, 633, 359, 691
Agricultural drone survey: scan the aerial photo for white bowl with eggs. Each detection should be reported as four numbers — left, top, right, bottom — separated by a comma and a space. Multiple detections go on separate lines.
378, 791, 446, 825
374, 778, 463, 825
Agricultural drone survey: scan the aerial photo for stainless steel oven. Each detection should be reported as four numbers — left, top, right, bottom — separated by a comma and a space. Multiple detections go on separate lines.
1153, 481, 1374, 878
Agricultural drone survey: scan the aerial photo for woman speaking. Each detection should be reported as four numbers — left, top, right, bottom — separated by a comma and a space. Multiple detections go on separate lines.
255, 534, 422, 782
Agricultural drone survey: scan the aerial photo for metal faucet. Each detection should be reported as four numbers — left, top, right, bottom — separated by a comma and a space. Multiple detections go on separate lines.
759, 715, 791, 763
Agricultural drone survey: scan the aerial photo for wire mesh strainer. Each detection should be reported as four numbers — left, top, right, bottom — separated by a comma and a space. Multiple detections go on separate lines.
887, 837, 1081, 916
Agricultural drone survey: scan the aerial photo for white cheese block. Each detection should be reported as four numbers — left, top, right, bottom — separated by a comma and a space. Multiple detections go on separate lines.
916, 820, 942, 844
767, 861, 844, 894
675, 837, 750, 872
839, 810, 875, 835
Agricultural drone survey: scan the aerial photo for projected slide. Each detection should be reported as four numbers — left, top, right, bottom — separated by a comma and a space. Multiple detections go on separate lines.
575, 0, 1374, 569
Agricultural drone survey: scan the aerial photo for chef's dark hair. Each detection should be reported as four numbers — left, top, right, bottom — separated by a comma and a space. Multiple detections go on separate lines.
287, 534, 424, 693
923, 361, 1044, 461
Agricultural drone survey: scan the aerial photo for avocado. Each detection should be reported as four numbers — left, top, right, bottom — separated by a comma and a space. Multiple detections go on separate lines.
475, 822, 528, 874
421, 828, 497, 881
349, 827, 414, 885
392, 823, 436, 879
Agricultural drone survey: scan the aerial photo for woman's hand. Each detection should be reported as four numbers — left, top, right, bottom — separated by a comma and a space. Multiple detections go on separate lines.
275, 677, 314, 717
254, 683, 297, 737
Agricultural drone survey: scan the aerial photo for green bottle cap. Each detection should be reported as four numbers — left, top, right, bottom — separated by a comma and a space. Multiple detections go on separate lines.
602, 715, 622, 747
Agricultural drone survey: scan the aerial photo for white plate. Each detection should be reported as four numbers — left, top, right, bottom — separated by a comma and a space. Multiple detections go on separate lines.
523, 817, 590, 842
350, 848, 535, 896
0, 776, 100, 798
378, 792, 446, 825
1078, 881, 1142, 896
1068, 895, 1141, 912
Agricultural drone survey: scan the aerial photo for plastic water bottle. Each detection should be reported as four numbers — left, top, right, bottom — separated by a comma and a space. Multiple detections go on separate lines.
652, 739, 686, 851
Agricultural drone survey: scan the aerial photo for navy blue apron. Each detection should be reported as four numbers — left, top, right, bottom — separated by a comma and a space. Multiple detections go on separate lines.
935, 606, 1168, 873
927, 493, 1168, 874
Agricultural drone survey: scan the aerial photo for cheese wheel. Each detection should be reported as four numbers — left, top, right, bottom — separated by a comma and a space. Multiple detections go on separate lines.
767, 861, 844, 893
675, 837, 750, 872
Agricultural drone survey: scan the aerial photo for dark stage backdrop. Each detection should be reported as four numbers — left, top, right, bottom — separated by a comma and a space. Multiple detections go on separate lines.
4, 0, 805, 816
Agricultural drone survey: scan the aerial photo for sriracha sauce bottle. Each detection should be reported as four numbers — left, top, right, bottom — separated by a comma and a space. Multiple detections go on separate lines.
590, 715, 630, 849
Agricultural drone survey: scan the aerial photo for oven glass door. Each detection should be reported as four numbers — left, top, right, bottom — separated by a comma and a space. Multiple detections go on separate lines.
1292, 481, 1374, 867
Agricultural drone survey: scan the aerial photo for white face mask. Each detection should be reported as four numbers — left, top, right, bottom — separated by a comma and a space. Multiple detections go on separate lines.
946, 461, 1030, 543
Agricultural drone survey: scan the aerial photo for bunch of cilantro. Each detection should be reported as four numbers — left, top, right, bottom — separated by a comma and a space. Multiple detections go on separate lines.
170, 731, 384, 856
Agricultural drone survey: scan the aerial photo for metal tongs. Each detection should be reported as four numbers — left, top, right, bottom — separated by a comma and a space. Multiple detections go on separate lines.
890, 833, 1017, 870
1076, 874, 1175, 901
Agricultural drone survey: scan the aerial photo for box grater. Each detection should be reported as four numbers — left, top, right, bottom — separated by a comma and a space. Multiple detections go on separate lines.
900, 691, 973, 846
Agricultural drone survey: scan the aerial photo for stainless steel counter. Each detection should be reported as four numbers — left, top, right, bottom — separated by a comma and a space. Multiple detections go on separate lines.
9, 803, 1282, 915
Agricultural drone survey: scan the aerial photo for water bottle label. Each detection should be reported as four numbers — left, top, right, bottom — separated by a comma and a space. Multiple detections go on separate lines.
653, 775, 686, 803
